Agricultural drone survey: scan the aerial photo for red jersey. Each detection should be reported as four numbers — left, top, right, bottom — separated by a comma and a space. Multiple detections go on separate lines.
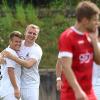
58, 27, 97, 100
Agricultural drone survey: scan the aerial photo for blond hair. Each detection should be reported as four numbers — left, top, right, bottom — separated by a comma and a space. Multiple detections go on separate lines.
26, 24, 40, 34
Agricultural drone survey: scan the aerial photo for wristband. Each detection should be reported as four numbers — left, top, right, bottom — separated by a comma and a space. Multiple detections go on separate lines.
56, 77, 61, 81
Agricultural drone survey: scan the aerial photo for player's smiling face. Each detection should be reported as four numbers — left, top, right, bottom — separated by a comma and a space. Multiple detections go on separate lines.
9, 36, 22, 51
25, 27, 38, 43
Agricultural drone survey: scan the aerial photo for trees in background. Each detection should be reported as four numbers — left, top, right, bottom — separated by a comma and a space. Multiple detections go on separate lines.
0, 0, 99, 68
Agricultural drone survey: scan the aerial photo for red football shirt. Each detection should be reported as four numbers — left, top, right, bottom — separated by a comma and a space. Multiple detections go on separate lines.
58, 27, 97, 100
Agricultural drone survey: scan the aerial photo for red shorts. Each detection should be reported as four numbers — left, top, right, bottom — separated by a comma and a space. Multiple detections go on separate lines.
60, 88, 97, 100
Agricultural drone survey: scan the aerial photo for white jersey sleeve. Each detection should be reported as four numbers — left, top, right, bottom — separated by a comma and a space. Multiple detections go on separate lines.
5, 48, 18, 69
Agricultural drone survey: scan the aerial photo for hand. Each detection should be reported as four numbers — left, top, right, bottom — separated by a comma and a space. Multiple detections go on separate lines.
88, 29, 98, 43
14, 88, 21, 100
89, 33, 98, 40
56, 80, 62, 91
75, 89, 88, 100
1, 50, 13, 59
0, 54, 5, 64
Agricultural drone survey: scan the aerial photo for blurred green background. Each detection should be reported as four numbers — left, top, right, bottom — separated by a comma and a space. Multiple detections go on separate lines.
0, 0, 99, 68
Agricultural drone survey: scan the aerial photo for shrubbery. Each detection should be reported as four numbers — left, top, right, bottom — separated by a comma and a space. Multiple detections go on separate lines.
0, 0, 99, 68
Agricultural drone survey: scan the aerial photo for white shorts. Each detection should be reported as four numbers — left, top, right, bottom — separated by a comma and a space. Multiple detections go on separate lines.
93, 85, 100, 100
0, 93, 20, 100
21, 88, 39, 100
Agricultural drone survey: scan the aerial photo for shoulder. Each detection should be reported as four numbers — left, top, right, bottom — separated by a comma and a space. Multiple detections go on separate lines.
59, 27, 74, 40
59, 27, 74, 44
5, 47, 17, 56
33, 43, 42, 51
5, 48, 17, 64
31, 43, 43, 55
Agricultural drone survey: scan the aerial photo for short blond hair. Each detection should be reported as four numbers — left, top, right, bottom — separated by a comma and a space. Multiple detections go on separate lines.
26, 24, 40, 34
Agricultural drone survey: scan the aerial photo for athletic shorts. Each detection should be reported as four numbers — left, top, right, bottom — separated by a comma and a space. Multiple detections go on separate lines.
21, 88, 39, 100
0, 93, 21, 100
60, 88, 97, 100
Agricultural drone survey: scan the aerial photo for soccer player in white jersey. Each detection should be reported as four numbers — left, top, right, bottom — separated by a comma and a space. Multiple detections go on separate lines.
92, 27, 100, 100
1, 24, 43, 100
0, 31, 22, 100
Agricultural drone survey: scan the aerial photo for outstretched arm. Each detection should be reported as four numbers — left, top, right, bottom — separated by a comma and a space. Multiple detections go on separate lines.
0, 53, 6, 64
1, 51, 37, 68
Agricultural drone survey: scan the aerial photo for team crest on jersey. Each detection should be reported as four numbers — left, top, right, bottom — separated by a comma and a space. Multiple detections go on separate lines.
79, 52, 93, 64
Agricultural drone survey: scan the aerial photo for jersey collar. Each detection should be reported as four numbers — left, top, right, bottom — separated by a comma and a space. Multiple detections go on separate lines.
71, 26, 84, 35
